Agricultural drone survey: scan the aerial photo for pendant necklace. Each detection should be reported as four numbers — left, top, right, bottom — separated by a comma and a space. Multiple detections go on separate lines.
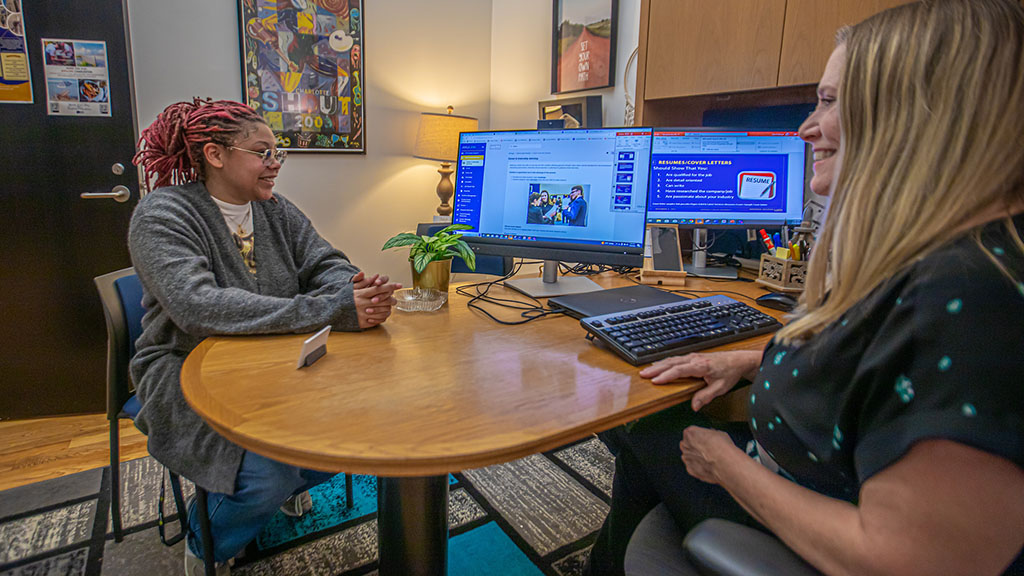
228, 203, 253, 236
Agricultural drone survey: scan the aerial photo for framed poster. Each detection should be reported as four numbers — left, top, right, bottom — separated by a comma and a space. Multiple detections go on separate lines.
0, 0, 31, 104
551, 0, 617, 94
238, 0, 365, 153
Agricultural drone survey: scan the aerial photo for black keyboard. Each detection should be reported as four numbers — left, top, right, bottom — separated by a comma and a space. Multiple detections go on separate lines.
581, 295, 781, 365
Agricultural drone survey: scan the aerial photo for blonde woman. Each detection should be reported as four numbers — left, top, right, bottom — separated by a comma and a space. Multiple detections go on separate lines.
587, 1, 1024, 575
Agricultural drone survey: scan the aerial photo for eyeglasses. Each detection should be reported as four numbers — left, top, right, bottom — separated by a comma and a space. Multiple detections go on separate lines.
228, 145, 288, 166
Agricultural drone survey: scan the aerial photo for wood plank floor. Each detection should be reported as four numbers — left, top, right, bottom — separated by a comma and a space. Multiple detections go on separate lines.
0, 413, 149, 492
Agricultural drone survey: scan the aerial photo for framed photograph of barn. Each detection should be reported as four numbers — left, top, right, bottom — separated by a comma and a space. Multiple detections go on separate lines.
237, 0, 365, 152
551, 0, 617, 94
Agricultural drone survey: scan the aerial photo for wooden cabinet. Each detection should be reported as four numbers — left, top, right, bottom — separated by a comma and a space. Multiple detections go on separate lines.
642, 0, 786, 99
778, 0, 915, 85
635, 0, 914, 126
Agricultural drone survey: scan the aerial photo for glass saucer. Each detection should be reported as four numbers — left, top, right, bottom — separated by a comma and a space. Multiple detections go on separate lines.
394, 288, 448, 312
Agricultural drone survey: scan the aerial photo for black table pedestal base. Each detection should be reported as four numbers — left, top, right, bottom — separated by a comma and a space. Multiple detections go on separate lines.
377, 475, 449, 576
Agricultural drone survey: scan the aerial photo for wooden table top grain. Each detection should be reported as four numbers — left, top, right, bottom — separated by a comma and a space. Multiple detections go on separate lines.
181, 273, 780, 476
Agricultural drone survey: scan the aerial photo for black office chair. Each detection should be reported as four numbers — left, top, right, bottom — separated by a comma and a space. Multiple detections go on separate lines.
623, 504, 822, 576
96, 267, 216, 575
97, 268, 355, 575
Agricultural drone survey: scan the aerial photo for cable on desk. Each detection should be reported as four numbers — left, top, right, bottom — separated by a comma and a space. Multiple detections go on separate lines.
455, 261, 642, 324
558, 262, 639, 276
686, 229, 716, 253
454, 259, 567, 325
706, 253, 744, 271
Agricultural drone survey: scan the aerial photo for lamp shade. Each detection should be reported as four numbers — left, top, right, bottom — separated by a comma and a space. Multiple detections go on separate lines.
413, 111, 478, 163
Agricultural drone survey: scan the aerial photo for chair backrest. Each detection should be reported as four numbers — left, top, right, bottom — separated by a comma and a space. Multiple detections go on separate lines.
94, 267, 144, 420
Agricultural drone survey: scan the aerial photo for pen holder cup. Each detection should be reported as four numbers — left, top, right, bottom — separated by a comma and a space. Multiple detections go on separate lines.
756, 254, 807, 293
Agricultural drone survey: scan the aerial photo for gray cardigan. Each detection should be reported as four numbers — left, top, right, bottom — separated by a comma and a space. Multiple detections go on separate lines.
128, 182, 361, 494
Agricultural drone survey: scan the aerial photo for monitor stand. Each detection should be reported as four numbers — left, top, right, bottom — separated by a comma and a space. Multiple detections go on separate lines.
683, 228, 739, 280
503, 259, 603, 298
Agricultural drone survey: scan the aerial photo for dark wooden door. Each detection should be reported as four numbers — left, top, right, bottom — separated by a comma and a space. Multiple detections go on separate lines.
0, 1, 137, 418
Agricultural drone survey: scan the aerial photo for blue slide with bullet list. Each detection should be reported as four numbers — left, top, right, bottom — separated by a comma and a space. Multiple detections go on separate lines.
648, 153, 789, 214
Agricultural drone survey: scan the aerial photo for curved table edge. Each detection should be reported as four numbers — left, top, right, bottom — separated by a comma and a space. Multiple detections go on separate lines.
182, 337, 704, 476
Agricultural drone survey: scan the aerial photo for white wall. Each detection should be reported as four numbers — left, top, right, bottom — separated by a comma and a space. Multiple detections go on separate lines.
489, 0, 641, 130
126, 0, 639, 284
127, 0, 493, 285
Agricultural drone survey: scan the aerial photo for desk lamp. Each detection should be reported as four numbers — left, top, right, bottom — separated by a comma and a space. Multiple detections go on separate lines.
414, 106, 478, 217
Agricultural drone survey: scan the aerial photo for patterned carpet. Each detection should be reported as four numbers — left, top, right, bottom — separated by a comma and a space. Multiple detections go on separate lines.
0, 437, 614, 575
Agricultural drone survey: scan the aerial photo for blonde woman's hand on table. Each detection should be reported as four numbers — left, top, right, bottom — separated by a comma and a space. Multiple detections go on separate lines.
640, 350, 763, 411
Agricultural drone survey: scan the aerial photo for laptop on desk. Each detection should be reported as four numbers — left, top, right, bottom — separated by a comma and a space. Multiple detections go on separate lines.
548, 284, 689, 320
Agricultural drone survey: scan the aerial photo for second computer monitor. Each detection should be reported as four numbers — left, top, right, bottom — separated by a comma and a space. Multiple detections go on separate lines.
453, 127, 654, 297
647, 129, 807, 227
646, 128, 807, 279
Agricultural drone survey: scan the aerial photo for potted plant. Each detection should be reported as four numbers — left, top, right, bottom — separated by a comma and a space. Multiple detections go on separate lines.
382, 224, 476, 292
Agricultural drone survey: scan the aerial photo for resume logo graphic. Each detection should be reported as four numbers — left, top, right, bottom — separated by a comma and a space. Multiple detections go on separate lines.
737, 172, 776, 200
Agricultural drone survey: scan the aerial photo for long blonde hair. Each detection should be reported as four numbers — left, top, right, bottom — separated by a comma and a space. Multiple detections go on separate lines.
779, 0, 1024, 342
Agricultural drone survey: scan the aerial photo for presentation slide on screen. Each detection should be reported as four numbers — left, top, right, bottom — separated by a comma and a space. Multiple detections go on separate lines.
649, 153, 788, 212
453, 130, 651, 247
646, 133, 805, 224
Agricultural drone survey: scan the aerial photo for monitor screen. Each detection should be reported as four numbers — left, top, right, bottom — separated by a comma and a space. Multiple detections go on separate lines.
452, 127, 654, 267
646, 129, 807, 227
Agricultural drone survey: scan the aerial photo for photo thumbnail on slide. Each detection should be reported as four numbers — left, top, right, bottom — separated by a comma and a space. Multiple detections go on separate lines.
526, 183, 589, 227
737, 171, 776, 199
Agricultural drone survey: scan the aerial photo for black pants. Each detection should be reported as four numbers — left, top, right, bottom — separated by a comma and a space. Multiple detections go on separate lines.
588, 404, 763, 576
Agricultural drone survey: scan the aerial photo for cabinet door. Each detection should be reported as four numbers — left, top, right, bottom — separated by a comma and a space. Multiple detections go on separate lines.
778, 0, 915, 86
643, 0, 787, 99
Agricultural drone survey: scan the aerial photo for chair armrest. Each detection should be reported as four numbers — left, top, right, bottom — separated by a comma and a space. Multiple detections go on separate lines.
701, 383, 752, 422
683, 519, 823, 576
623, 504, 695, 576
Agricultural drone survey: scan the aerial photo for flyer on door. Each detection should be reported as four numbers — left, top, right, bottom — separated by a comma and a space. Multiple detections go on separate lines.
41, 38, 111, 116
0, 0, 32, 104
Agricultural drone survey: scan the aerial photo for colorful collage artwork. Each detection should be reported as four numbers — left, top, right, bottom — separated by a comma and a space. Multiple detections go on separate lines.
239, 0, 364, 152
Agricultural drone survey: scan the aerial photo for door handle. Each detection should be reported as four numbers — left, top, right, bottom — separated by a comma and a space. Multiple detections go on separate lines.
81, 185, 131, 203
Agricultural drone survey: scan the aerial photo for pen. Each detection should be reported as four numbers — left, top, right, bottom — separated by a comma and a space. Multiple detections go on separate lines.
759, 229, 775, 253
772, 233, 782, 250
796, 234, 811, 261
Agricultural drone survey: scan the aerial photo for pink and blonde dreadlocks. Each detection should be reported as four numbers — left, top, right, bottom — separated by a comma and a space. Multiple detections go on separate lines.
133, 98, 264, 190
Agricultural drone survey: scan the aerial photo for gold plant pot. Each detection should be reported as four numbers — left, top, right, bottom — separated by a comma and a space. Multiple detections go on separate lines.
411, 258, 452, 292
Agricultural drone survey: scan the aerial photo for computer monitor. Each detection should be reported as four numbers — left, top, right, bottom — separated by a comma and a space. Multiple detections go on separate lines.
646, 128, 808, 278
452, 127, 654, 297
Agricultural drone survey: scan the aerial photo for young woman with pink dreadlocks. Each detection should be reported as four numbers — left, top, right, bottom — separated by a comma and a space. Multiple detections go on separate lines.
129, 98, 400, 575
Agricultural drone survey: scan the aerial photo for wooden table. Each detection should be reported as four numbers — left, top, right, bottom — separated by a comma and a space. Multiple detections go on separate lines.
181, 272, 780, 575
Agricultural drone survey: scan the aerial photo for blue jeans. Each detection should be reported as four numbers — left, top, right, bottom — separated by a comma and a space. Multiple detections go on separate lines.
187, 451, 335, 563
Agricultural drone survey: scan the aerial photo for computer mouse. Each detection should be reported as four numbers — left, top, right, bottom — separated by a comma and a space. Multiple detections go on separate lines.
755, 292, 798, 312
